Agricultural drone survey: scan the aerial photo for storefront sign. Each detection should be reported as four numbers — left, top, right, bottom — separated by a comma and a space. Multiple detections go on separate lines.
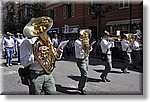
47, 28, 59, 34
62, 25, 79, 34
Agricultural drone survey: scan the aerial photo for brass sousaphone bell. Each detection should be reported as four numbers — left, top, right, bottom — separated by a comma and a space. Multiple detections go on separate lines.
80, 29, 92, 59
23, 17, 57, 74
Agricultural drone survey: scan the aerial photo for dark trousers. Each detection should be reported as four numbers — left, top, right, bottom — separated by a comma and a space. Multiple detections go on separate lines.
101, 54, 112, 78
18, 47, 20, 63
121, 52, 132, 71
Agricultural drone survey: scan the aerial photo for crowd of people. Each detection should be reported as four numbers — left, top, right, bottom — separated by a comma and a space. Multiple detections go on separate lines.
2, 32, 25, 66
1, 30, 142, 67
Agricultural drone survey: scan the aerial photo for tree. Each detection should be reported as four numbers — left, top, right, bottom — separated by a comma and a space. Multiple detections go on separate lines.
32, 3, 46, 17
89, 2, 115, 38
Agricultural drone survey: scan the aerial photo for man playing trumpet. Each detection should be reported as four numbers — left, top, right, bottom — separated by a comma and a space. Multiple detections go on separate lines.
100, 33, 114, 82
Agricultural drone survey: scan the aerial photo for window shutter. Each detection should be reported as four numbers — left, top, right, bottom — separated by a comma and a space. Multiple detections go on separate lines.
54, 8, 56, 21
71, 4, 75, 17
63, 5, 66, 19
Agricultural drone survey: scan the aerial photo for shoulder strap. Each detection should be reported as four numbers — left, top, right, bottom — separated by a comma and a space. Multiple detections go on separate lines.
126, 47, 129, 52
24, 64, 31, 71
105, 49, 108, 54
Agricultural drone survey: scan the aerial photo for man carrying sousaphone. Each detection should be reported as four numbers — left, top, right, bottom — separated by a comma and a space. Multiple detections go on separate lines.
121, 33, 140, 73
20, 17, 63, 95
74, 29, 93, 95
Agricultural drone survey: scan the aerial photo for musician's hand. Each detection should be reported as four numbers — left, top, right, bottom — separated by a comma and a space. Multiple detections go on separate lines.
108, 37, 113, 42
37, 46, 48, 58
56, 47, 63, 57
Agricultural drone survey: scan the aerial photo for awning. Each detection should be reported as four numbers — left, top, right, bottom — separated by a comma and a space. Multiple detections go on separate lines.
106, 18, 142, 26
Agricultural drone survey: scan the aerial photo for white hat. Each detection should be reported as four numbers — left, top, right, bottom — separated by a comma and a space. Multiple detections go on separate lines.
6, 32, 13, 36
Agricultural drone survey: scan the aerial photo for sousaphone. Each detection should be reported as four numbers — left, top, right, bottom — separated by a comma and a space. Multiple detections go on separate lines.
23, 16, 57, 74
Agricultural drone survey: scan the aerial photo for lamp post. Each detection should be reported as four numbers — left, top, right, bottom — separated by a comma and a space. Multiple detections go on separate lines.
15, 1, 19, 32
129, 3, 132, 33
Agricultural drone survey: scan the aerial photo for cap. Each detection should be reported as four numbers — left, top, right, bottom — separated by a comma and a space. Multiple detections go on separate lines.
80, 29, 92, 36
104, 30, 112, 36
6, 32, 13, 36
80, 29, 86, 35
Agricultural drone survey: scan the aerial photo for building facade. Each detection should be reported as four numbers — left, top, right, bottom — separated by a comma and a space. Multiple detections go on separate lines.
45, 1, 143, 39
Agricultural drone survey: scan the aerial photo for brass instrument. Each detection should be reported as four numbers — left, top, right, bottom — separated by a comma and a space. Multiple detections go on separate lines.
80, 29, 91, 59
124, 33, 135, 48
23, 17, 56, 74
126, 33, 134, 42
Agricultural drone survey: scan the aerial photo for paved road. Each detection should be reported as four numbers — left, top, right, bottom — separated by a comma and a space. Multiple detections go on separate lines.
0, 56, 143, 95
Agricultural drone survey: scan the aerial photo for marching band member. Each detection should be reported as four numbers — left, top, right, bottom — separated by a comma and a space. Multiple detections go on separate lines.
20, 17, 63, 95
121, 33, 140, 73
100, 33, 114, 82
75, 29, 93, 95
121, 34, 132, 73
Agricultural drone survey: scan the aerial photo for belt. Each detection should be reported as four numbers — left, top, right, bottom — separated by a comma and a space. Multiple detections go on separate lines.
76, 58, 88, 61
6, 47, 13, 48
29, 70, 47, 75
76, 58, 84, 60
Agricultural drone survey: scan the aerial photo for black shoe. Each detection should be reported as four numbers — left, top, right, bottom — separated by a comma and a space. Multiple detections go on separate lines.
105, 78, 111, 82
100, 75, 106, 82
121, 69, 127, 73
78, 89, 87, 95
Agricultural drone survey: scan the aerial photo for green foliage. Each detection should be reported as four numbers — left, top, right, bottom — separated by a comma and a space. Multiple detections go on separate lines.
89, 3, 113, 17
32, 3, 46, 17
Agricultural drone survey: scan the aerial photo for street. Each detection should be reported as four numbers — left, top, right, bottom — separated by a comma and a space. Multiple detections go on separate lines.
0, 56, 142, 95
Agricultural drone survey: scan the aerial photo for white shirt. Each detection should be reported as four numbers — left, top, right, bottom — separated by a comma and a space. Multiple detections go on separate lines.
75, 39, 92, 59
52, 38, 58, 48
132, 40, 140, 50
3, 37, 14, 48
121, 39, 132, 53
100, 38, 114, 54
20, 37, 42, 70
20, 37, 62, 71
16, 37, 25, 47
75, 39, 84, 59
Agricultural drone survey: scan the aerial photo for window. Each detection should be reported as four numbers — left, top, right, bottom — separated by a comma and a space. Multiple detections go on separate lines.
67, 4, 72, 18
50, 9, 54, 20
63, 5, 66, 19
88, 3, 95, 15
50, 9, 56, 21
88, 6, 95, 15
63, 4, 75, 19
119, 0, 129, 8
71, 4, 75, 17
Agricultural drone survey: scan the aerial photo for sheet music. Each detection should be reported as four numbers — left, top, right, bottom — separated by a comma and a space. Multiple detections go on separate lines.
58, 40, 69, 49
90, 41, 96, 47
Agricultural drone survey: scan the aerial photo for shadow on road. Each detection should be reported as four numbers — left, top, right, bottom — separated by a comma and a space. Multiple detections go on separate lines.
94, 69, 123, 74
56, 84, 80, 95
67, 75, 101, 82
61, 57, 143, 73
